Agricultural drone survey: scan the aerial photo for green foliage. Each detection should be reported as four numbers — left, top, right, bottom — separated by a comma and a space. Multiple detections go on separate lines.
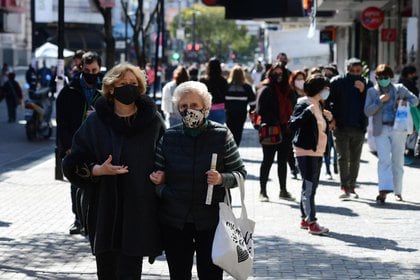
169, 5, 258, 62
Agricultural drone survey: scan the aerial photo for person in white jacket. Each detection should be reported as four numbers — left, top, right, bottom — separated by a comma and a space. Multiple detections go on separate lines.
161, 65, 189, 127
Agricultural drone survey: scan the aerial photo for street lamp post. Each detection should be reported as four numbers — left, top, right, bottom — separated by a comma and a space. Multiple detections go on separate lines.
122, 0, 129, 61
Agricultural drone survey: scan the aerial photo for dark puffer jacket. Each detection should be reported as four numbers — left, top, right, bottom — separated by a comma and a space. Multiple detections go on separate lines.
62, 95, 164, 257
156, 122, 246, 230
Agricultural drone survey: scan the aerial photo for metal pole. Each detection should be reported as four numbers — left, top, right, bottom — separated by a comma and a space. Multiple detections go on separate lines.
153, 0, 162, 100
56, 0, 65, 96
124, 1, 128, 61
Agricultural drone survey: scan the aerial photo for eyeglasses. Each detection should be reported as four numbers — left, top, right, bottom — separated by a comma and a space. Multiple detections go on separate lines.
376, 76, 390, 80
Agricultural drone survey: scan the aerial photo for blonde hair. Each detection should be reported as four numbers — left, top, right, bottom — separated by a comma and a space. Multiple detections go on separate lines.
227, 65, 246, 85
102, 63, 147, 102
173, 81, 212, 117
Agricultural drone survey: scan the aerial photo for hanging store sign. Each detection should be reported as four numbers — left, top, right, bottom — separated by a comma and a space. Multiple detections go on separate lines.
361, 7, 384, 30
381, 28, 397, 42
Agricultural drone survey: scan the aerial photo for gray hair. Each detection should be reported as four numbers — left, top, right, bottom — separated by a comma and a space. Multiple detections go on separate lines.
173, 81, 212, 117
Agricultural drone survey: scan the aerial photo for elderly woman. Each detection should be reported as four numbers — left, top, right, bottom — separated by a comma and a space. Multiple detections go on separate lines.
62, 63, 164, 279
149, 81, 246, 280
364, 64, 418, 203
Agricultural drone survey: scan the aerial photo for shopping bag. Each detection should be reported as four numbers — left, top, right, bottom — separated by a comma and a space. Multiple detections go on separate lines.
212, 172, 254, 280
393, 100, 413, 134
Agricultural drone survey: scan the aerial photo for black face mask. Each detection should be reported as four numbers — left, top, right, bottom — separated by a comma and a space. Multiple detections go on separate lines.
83, 72, 99, 85
270, 73, 283, 84
114, 84, 139, 105
412, 76, 418, 82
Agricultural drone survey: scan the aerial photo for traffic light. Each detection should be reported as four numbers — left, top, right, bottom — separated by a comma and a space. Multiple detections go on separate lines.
171, 52, 181, 60
187, 43, 201, 51
202, 0, 225, 6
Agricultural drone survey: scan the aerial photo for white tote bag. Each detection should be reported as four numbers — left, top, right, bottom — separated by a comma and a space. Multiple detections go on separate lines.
393, 100, 413, 134
212, 172, 255, 280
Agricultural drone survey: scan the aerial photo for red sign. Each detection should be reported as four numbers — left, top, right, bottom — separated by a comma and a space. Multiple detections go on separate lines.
99, 0, 115, 8
381, 28, 397, 42
361, 7, 384, 30
0, 0, 25, 13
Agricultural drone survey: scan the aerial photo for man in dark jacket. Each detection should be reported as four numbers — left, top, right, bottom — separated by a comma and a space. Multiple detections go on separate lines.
56, 51, 102, 234
398, 65, 418, 97
326, 58, 373, 200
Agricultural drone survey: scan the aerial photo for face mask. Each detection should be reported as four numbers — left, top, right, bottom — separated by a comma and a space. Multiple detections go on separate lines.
412, 76, 418, 82
270, 73, 283, 83
320, 89, 330, 100
294, 80, 304, 90
83, 72, 99, 85
179, 108, 205, 128
348, 74, 362, 81
114, 84, 139, 105
377, 78, 391, 88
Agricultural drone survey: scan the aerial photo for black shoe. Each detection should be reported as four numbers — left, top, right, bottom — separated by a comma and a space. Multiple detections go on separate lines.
279, 191, 295, 201
69, 223, 82, 235
259, 192, 269, 202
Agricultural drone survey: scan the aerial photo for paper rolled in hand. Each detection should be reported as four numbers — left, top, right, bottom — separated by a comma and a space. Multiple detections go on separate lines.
205, 153, 218, 205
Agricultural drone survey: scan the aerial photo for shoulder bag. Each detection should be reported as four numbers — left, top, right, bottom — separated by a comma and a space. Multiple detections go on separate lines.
212, 172, 255, 280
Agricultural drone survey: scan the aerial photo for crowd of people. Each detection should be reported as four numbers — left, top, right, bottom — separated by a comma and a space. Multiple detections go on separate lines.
1, 48, 419, 279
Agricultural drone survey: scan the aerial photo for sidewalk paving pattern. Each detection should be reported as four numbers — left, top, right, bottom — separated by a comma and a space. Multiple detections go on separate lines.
0, 122, 420, 279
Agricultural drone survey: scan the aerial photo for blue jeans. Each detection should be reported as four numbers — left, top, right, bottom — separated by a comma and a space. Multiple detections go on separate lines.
374, 125, 406, 195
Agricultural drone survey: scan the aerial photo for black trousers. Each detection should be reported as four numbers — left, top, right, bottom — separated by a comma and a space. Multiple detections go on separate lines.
96, 251, 143, 280
259, 132, 292, 192
162, 223, 223, 280
70, 184, 80, 225
226, 111, 246, 146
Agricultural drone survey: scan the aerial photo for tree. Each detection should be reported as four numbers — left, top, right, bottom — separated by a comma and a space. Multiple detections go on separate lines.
169, 5, 257, 62
92, 0, 116, 70
120, 0, 160, 68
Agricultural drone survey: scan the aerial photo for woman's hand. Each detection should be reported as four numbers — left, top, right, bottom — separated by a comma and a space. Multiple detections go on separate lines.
92, 155, 129, 176
150, 170, 165, 185
379, 93, 391, 103
323, 109, 333, 122
206, 170, 222, 186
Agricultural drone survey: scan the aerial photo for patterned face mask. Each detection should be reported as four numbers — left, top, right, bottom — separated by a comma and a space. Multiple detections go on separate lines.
179, 108, 206, 128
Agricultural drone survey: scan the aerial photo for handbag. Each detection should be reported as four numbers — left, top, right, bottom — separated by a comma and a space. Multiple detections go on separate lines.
212, 172, 255, 280
258, 123, 282, 145
393, 100, 413, 134
249, 110, 261, 130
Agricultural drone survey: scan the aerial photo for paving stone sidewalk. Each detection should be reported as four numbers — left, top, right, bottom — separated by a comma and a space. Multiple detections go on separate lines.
0, 123, 419, 279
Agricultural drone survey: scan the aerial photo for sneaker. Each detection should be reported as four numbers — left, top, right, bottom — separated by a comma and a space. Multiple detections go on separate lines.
259, 192, 269, 202
300, 219, 309, 229
325, 173, 333, 180
308, 222, 329, 235
279, 191, 295, 201
339, 192, 350, 200
349, 189, 359, 199
404, 156, 414, 165
69, 222, 83, 235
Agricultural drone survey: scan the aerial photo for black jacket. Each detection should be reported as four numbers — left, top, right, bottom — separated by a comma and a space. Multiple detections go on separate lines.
62, 95, 165, 257
200, 76, 228, 104
157, 122, 246, 230
56, 79, 101, 153
326, 74, 372, 131
289, 98, 329, 152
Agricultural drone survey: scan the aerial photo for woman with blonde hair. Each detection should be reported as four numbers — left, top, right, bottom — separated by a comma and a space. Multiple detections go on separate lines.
225, 64, 256, 146
63, 63, 165, 279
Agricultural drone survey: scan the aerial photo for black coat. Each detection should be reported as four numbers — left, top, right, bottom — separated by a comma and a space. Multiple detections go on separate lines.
289, 98, 329, 152
56, 79, 102, 153
62, 95, 165, 257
